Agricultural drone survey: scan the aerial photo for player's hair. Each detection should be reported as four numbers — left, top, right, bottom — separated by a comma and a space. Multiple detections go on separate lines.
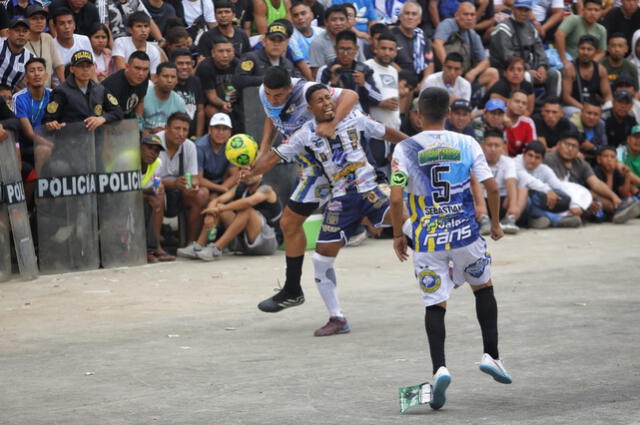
336, 29, 357, 45
167, 111, 191, 126
264, 66, 292, 89
608, 32, 627, 43
583, 0, 601, 7
369, 22, 387, 37
304, 83, 328, 104
597, 145, 616, 156
542, 97, 561, 107
484, 129, 505, 141
156, 61, 177, 75
128, 11, 151, 27
324, 4, 347, 20
377, 31, 397, 45
418, 87, 450, 123
524, 140, 546, 157
215, 1, 235, 11
165, 26, 190, 44
51, 7, 74, 24
128, 50, 150, 63
171, 48, 192, 62
578, 34, 598, 48
25, 56, 46, 70
444, 52, 464, 65
290, 1, 311, 11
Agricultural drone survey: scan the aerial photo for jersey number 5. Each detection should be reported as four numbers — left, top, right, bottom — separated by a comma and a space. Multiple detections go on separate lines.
430, 165, 451, 203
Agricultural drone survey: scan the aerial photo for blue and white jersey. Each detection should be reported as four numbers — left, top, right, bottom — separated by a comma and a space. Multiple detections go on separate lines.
259, 78, 343, 177
274, 110, 385, 197
391, 130, 493, 253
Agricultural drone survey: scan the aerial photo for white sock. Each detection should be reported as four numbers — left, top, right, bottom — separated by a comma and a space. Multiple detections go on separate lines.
313, 252, 343, 318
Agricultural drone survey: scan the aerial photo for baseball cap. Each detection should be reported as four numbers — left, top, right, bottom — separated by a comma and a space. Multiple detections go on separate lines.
451, 98, 472, 111
631, 125, 640, 135
614, 89, 633, 102
9, 17, 29, 29
71, 50, 94, 66
485, 98, 507, 112
266, 22, 289, 40
26, 4, 47, 18
209, 113, 233, 128
513, 0, 532, 8
141, 134, 165, 151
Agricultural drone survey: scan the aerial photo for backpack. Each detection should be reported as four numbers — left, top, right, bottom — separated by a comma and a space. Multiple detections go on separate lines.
444, 31, 472, 73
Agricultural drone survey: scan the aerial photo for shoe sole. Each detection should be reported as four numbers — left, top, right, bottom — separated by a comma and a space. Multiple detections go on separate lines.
479, 364, 512, 384
257, 296, 305, 313
557, 216, 582, 228
430, 374, 451, 410
502, 227, 519, 235
613, 204, 640, 224
528, 218, 551, 229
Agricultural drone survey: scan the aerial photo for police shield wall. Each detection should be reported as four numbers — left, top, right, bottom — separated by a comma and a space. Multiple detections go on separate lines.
36, 122, 99, 274
0, 202, 10, 281
95, 119, 146, 268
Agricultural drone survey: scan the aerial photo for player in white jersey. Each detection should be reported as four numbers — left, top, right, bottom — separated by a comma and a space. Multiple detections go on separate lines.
250, 83, 408, 335
389, 87, 512, 410
254, 67, 360, 314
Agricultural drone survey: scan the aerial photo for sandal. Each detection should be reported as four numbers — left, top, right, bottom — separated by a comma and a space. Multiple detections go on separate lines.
147, 253, 159, 263
154, 250, 176, 262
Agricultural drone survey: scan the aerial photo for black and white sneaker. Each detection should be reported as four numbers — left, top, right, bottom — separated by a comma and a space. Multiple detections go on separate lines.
258, 290, 305, 313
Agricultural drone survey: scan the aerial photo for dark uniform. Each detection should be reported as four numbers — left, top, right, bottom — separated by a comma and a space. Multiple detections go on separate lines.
43, 75, 124, 124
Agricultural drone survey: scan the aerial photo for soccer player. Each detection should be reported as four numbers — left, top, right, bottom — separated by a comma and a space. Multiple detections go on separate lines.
249, 83, 408, 335
389, 87, 512, 411
254, 66, 359, 313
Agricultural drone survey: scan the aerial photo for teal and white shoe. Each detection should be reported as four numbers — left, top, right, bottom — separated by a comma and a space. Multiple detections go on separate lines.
430, 366, 451, 410
479, 353, 512, 384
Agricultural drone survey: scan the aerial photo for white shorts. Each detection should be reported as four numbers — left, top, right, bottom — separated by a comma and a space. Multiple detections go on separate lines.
412, 237, 492, 307
289, 174, 331, 205
238, 214, 278, 256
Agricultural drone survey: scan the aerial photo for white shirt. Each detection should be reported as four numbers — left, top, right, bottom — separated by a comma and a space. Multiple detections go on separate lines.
156, 131, 199, 178
182, 0, 216, 26
55, 34, 93, 65
420, 72, 471, 102
532, 0, 564, 22
514, 154, 564, 192
112, 37, 161, 74
365, 58, 401, 130
488, 155, 517, 197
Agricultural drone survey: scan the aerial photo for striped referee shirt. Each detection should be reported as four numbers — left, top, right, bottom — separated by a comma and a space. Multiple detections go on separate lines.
0, 38, 35, 89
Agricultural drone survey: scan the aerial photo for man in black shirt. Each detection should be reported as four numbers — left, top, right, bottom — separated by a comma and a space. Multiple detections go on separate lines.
48, 0, 99, 37
172, 48, 205, 138
603, 89, 638, 147
533, 98, 576, 149
102, 50, 150, 120
143, 0, 176, 36
197, 1, 251, 58
391, 1, 433, 86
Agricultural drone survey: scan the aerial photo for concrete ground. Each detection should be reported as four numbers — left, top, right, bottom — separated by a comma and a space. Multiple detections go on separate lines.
1, 221, 639, 425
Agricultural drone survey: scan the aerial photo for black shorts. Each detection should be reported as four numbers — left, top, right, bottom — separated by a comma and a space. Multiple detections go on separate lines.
286, 199, 320, 217
165, 188, 183, 218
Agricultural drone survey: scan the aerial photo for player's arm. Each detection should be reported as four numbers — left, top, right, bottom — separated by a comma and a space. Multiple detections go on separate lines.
250, 150, 281, 177
253, 130, 306, 177
390, 184, 408, 262
316, 89, 359, 137
481, 177, 504, 241
383, 127, 409, 144
504, 177, 518, 216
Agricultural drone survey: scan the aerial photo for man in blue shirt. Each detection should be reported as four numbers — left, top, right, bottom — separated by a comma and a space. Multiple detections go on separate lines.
195, 112, 238, 196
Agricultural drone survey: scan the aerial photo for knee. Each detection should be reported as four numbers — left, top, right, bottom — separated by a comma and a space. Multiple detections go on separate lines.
280, 210, 303, 235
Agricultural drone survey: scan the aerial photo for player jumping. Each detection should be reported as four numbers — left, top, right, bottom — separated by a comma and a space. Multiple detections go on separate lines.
389, 87, 513, 410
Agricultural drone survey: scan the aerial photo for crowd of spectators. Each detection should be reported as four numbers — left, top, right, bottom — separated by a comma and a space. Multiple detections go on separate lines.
2, 0, 640, 265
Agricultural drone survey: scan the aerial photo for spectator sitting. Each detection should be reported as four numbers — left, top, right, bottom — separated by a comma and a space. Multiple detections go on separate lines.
603, 89, 637, 147
555, 0, 607, 67
170, 0, 216, 40
601, 0, 640, 50
593, 145, 640, 220
52, 8, 93, 73
317, 30, 381, 114
143, 0, 177, 37
534, 97, 577, 149
632, 30, 640, 89
504, 89, 537, 156
49, 0, 100, 37
569, 100, 607, 164
445, 98, 475, 137
171, 48, 205, 138
0, 18, 35, 89
113, 12, 163, 76
333, 0, 377, 41
600, 33, 638, 87
163, 26, 193, 59
421, 52, 470, 104
88, 23, 114, 82
290, 1, 325, 63
197, 1, 251, 58
99, 0, 164, 41
193, 170, 281, 261
25, 5, 64, 88
157, 112, 209, 251
140, 134, 176, 263
5, 0, 37, 20
561, 35, 612, 117
486, 56, 535, 117
611, 75, 640, 124
391, 1, 434, 88
473, 98, 508, 143
616, 124, 640, 190
195, 113, 239, 198
478, 130, 524, 235
143, 62, 187, 135
531, 0, 564, 44
102, 51, 151, 120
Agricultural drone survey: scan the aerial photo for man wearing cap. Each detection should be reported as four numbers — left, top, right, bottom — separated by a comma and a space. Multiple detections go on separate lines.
473, 98, 508, 143
233, 22, 300, 90
490, 0, 559, 100
195, 112, 239, 197
43, 50, 123, 129
0, 18, 35, 89
603, 89, 638, 147
140, 133, 176, 263
25, 5, 65, 88
446, 98, 475, 138
617, 125, 640, 189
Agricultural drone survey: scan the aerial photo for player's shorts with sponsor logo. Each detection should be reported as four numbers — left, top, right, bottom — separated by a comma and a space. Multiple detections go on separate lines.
287, 174, 332, 215
317, 187, 390, 243
411, 237, 492, 307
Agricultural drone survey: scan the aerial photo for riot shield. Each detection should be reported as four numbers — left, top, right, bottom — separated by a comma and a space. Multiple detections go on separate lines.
0, 202, 10, 281
95, 119, 146, 268
0, 133, 38, 280
35, 122, 99, 274
242, 87, 264, 142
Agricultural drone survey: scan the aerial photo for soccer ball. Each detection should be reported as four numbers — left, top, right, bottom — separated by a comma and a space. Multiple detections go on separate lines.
225, 133, 259, 167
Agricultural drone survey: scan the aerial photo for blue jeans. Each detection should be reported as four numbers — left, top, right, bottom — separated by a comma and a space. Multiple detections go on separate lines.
526, 190, 571, 226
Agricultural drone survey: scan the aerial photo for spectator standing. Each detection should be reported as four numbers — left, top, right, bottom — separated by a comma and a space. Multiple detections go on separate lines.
89, 23, 114, 81
602, 89, 637, 147
601, 0, 640, 49
52, 9, 93, 69
0, 18, 35, 89
171, 48, 205, 138
391, 1, 434, 87
25, 5, 64, 88
142, 0, 177, 36
533, 97, 576, 149
600, 34, 638, 87
112, 12, 163, 75
420, 52, 471, 103
102, 51, 150, 120
487, 56, 535, 117
197, 1, 251, 58
143, 62, 187, 134
290, 1, 324, 63
252, 0, 291, 35
555, 0, 606, 66
49, 0, 100, 36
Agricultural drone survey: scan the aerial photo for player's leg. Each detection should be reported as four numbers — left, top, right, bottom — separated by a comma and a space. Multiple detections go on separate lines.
312, 240, 347, 336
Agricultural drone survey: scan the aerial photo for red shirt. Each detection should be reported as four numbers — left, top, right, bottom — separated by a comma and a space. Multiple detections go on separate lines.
505, 116, 537, 156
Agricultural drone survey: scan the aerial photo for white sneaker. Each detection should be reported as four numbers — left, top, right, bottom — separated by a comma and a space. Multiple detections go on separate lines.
479, 353, 512, 384
500, 215, 519, 235
430, 366, 451, 410
478, 215, 491, 235
346, 229, 367, 247
176, 242, 202, 259
196, 244, 222, 261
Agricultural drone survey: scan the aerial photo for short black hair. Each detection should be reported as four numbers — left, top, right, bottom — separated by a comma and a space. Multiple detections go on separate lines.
25, 56, 46, 70
583, 99, 601, 108
304, 83, 328, 104
608, 32, 627, 43
167, 111, 191, 126
444, 52, 464, 65
484, 129, 505, 141
524, 140, 546, 157
398, 70, 419, 88
510, 89, 528, 98
597, 145, 617, 156
342, 2, 356, 13
369, 22, 387, 37
165, 26, 190, 44
51, 7, 74, 24
583, 0, 601, 7
264, 66, 292, 89
560, 130, 583, 143
128, 11, 151, 27
215, 1, 235, 11
335, 29, 357, 45
171, 48, 192, 62
156, 61, 177, 75
325, 4, 347, 20
418, 87, 450, 123
377, 31, 397, 45
128, 50, 150, 63
211, 35, 233, 47
542, 97, 561, 107
578, 34, 598, 48
290, 1, 311, 11
612, 75, 636, 91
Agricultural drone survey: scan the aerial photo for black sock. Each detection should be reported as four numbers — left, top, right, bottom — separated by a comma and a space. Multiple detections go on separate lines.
282, 255, 304, 296
474, 286, 499, 359
425, 305, 446, 375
